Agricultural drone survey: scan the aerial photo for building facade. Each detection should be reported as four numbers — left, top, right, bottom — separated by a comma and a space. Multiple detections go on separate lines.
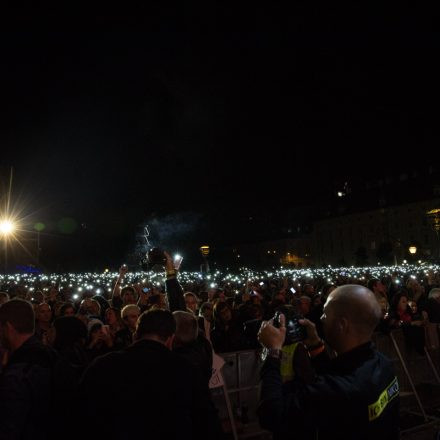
312, 198, 440, 266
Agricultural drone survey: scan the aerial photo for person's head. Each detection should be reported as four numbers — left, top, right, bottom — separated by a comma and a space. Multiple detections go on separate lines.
92, 295, 110, 318
88, 319, 104, 341
184, 292, 199, 314
367, 279, 386, 295
36, 302, 52, 324
247, 303, 263, 321
320, 285, 382, 354
32, 291, 45, 304
121, 286, 137, 305
303, 284, 315, 297
121, 304, 140, 331
213, 301, 232, 324
408, 300, 418, 314
199, 302, 213, 321
46, 286, 59, 302
299, 296, 311, 316
406, 278, 422, 294
148, 293, 167, 310
0, 291, 9, 305
0, 299, 35, 351
311, 294, 322, 308
52, 316, 87, 351
105, 307, 122, 326
79, 298, 101, 317
59, 303, 76, 317
391, 290, 410, 313
321, 284, 336, 300
428, 288, 440, 303
135, 309, 176, 349
172, 311, 198, 347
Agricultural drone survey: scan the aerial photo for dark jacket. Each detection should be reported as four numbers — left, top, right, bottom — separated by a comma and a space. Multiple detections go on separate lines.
80, 338, 194, 440
0, 336, 57, 440
165, 276, 187, 312
174, 335, 224, 439
258, 342, 399, 440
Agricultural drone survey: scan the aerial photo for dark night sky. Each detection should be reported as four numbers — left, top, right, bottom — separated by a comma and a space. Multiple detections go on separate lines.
0, 9, 439, 270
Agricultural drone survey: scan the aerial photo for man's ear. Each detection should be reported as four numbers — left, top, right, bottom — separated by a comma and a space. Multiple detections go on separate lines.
165, 334, 175, 350
339, 317, 349, 333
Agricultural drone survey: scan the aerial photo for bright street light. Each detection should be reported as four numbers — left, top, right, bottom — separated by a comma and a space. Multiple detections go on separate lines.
0, 219, 15, 235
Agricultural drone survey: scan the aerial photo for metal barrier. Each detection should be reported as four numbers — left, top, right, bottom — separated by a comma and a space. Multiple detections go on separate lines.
211, 325, 440, 438
210, 349, 269, 439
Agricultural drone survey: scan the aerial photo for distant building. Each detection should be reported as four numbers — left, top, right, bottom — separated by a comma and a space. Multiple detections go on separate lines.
228, 236, 313, 269
312, 198, 440, 266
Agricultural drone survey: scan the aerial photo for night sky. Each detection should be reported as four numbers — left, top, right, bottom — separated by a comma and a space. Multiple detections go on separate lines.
1, 10, 438, 270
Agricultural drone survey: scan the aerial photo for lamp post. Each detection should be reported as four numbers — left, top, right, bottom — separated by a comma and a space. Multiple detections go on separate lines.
0, 219, 16, 273
200, 245, 210, 273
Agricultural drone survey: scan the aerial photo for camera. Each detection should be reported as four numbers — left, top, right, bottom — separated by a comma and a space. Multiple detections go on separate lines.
273, 308, 307, 345
142, 247, 167, 272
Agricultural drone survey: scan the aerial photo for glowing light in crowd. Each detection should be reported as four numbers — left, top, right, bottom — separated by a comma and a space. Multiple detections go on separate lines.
0, 263, 439, 305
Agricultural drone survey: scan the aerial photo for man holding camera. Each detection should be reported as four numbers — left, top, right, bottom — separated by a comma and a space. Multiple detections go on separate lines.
258, 284, 399, 440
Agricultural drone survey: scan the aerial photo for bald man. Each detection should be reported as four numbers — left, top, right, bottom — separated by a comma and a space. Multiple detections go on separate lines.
257, 285, 399, 440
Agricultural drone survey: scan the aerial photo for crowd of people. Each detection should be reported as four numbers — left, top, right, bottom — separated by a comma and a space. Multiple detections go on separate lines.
1, 257, 440, 439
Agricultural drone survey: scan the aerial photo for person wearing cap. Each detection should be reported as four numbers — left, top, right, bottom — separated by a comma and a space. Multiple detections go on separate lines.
85, 319, 113, 362
257, 285, 399, 440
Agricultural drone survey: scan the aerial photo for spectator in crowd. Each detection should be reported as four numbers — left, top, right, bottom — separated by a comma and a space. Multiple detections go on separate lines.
80, 309, 194, 440
321, 284, 336, 302
173, 311, 224, 439
199, 301, 214, 322
32, 290, 45, 304
211, 302, 248, 353
92, 294, 110, 319
45, 286, 59, 310
0, 299, 60, 440
52, 316, 88, 378
111, 266, 138, 309
257, 285, 399, 440
114, 304, 140, 349
59, 302, 76, 317
387, 290, 426, 329
86, 319, 113, 361
302, 283, 315, 298
184, 292, 199, 315
367, 278, 389, 315
198, 301, 214, 339
35, 302, 53, 344
426, 288, 440, 323
105, 306, 124, 337
0, 292, 9, 305
78, 298, 101, 319
387, 289, 427, 354
298, 295, 312, 318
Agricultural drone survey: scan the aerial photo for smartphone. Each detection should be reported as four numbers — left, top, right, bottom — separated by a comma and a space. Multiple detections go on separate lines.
273, 311, 306, 344
290, 287, 296, 294
173, 254, 183, 270
142, 287, 150, 293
